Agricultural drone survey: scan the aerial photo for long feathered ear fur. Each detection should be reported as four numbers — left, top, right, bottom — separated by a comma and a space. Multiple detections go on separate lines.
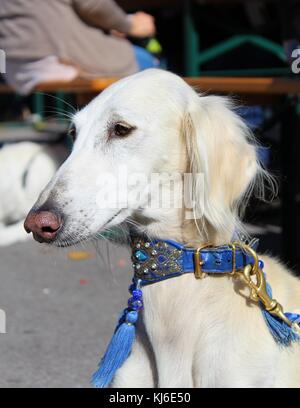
182, 92, 271, 242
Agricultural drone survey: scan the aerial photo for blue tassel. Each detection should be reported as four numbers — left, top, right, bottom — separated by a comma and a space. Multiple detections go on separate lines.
261, 279, 300, 346
91, 281, 143, 388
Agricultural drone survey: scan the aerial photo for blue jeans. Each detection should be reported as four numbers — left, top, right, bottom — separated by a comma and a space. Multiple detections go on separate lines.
133, 45, 160, 71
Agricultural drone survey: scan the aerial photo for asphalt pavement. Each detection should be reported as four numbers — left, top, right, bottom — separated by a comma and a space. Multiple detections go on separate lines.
0, 239, 132, 388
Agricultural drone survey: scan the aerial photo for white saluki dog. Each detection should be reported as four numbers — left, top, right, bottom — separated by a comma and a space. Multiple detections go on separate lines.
24, 69, 300, 387
0, 142, 67, 246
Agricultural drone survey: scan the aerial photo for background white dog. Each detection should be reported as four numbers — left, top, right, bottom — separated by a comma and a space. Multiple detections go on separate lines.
0, 141, 67, 246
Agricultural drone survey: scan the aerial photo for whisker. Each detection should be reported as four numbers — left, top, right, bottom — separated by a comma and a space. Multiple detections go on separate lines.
43, 110, 75, 121
35, 92, 78, 114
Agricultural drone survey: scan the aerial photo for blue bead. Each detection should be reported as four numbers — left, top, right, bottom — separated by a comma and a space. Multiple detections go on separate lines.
126, 310, 138, 324
134, 250, 149, 262
132, 289, 142, 299
259, 259, 264, 269
128, 297, 143, 311
129, 283, 136, 294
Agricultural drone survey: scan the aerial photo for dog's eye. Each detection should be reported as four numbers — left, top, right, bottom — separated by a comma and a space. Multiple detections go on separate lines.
68, 124, 76, 143
112, 122, 135, 138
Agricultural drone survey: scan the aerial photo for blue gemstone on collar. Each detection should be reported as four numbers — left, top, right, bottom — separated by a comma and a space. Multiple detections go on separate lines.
158, 255, 166, 264
134, 250, 149, 262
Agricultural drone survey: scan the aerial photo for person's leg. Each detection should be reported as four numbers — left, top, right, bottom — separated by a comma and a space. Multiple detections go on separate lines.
133, 45, 160, 71
5, 56, 78, 95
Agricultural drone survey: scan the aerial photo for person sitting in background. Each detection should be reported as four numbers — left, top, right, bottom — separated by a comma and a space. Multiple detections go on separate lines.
0, 0, 156, 95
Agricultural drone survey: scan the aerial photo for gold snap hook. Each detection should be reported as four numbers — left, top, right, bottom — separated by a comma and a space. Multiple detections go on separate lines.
239, 243, 296, 328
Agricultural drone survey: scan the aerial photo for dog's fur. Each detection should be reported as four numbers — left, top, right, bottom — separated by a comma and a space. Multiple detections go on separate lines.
28, 69, 300, 387
0, 142, 67, 246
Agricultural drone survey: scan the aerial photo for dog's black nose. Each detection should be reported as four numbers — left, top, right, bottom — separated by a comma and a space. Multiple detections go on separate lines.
24, 210, 62, 243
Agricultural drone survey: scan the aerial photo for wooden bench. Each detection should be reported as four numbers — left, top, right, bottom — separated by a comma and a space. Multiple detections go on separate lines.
2, 76, 300, 116
2, 76, 300, 95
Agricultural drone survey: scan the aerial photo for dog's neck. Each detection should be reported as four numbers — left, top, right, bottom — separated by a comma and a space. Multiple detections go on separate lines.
129, 140, 234, 247
130, 196, 233, 248
131, 208, 232, 247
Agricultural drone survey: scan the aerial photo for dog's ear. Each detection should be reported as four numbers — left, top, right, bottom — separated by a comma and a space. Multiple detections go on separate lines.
182, 94, 259, 238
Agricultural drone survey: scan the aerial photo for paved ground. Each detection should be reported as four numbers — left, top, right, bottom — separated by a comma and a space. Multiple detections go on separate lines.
0, 239, 132, 388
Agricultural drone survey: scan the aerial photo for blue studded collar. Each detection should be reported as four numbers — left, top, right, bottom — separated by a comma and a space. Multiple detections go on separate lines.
130, 236, 259, 286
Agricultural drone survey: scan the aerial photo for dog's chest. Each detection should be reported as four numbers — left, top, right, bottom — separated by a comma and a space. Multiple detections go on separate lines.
140, 274, 277, 387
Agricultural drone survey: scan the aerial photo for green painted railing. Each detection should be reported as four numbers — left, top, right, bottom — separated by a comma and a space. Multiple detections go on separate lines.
184, 0, 289, 77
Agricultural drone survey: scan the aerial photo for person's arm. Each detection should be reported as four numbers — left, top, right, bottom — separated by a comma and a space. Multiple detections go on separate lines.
73, 0, 131, 34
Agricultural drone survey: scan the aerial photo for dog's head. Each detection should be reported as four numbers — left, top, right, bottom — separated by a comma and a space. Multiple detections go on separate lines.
24, 69, 265, 246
